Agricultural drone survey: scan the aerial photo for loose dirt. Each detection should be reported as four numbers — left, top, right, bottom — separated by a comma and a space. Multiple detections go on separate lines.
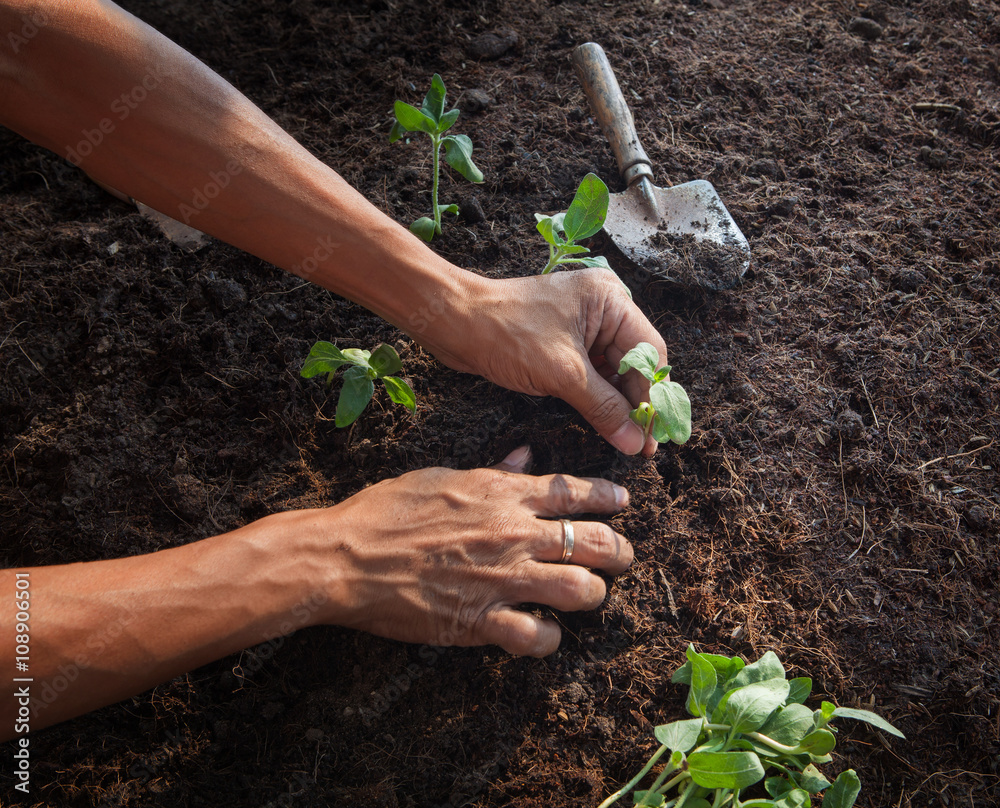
2, 0, 998, 806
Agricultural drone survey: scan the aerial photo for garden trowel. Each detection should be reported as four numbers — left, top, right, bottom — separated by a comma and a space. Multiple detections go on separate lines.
572, 43, 750, 290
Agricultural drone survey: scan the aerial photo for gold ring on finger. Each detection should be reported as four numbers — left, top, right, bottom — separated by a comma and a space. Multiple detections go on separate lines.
559, 518, 575, 564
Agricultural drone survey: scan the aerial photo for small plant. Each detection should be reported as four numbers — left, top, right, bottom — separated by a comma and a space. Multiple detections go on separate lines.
617, 342, 691, 445
535, 172, 612, 273
390, 73, 484, 241
599, 644, 905, 808
300, 342, 415, 427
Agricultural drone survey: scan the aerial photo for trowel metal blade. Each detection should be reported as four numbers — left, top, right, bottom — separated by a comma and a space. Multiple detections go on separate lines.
605, 179, 750, 291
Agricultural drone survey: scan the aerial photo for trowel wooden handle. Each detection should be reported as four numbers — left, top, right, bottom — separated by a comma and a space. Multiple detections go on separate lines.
572, 42, 654, 187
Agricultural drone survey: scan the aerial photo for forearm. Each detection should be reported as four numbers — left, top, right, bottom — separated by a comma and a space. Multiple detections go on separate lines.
0, 0, 483, 334
1, 511, 336, 739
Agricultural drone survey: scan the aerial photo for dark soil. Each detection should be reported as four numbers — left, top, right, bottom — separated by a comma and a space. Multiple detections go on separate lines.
2, 0, 999, 806
644, 230, 749, 290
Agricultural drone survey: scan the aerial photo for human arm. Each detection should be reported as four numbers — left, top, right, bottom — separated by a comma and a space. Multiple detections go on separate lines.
1, 451, 633, 740
0, 0, 668, 455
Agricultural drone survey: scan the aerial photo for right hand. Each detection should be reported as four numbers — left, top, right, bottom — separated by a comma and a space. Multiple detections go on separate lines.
411, 268, 668, 457
291, 447, 633, 657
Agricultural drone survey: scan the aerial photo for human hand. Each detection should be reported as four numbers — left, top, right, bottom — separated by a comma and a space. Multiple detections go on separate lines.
292, 447, 633, 657
414, 268, 668, 456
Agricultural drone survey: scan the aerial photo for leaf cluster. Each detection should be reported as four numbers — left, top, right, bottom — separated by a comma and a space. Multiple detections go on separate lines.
617, 343, 692, 445
535, 172, 612, 273
600, 645, 905, 808
300, 342, 415, 427
390, 74, 483, 241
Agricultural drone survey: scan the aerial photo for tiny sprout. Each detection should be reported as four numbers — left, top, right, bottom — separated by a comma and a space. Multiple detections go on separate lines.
535, 172, 612, 274
301, 342, 416, 427
617, 342, 691, 445
390, 74, 484, 241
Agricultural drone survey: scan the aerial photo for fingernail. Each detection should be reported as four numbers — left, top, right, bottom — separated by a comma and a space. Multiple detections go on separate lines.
502, 445, 532, 469
609, 422, 644, 455
613, 484, 629, 509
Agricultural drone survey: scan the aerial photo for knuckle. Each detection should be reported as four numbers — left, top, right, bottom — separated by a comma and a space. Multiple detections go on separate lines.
588, 389, 624, 428
558, 566, 604, 609
588, 522, 617, 556
541, 355, 589, 396
547, 473, 581, 512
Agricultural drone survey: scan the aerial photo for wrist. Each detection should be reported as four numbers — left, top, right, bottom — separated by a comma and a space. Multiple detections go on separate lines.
249, 508, 358, 631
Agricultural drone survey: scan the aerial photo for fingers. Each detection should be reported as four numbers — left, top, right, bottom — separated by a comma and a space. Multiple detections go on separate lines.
480, 608, 562, 657
537, 519, 634, 574
559, 364, 646, 454
585, 269, 670, 456
526, 472, 628, 517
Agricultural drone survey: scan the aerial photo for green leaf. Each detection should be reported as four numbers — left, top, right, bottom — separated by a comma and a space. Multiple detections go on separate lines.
823, 770, 861, 808
687, 750, 765, 790
382, 376, 416, 413
335, 366, 375, 427
787, 678, 812, 705
673, 653, 743, 686
535, 214, 559, 246
759, 703, 816, 747
686, 646, 718, 718
632, 791, 666, 807
556, 243, 592, 256
618, 342, 661, 382
654, 718, 703, 753
630, 402, 655, 433
795, 729, 836, 756
796, 764, 832, 794
369, 344, 402, 377
652, 366, 672, 384
766, 776, 796, 799
420, 73, 447, 123
818, 702, 836, 723
720, 679, 790, 733
648, 379, 692, 445
438, 203, 460, 217
410, 216, 438, 241
341, 348, 372, 368
773, 788, 811, 808
389, 119, 406, 143
561, 255, 612, 270
442, 134, 484, 183
301, 341, 352, 378
393, 100, 437, 135
563, 172, 609, 242
830, 707, 905, 739
728, 652, 786, 690
437, 107, 461, 133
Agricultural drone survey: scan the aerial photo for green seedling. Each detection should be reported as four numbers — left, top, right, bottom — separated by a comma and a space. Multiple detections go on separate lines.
599, 644, 905, 808
617, 342, 691, 445
301, 342, 415, 427
390, 73, 484, 241
535, 172, 612, 274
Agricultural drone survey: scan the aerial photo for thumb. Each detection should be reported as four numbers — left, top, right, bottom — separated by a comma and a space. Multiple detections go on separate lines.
566, 367, 647, 456
493, 445, 533, 473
